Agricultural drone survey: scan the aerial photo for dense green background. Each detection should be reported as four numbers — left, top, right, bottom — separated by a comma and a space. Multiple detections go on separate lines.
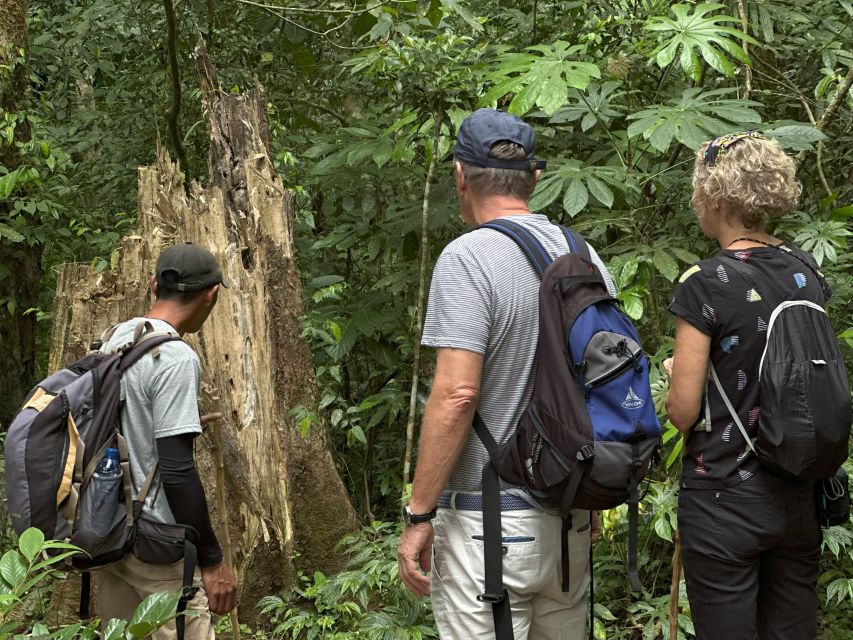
1, 0, 852, 637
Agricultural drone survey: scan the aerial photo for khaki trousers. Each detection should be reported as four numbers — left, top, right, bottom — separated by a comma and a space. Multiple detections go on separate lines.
95, 554, 215, 640
430, 501, 590, 640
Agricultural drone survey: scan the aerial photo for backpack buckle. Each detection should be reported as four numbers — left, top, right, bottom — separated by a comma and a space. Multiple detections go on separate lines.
577, 444, 595, 461
180, 585, 199, 603
477, 591, 506, 604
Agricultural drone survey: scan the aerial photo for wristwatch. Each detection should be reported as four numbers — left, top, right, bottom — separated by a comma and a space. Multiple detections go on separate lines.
404, 504, 437, 525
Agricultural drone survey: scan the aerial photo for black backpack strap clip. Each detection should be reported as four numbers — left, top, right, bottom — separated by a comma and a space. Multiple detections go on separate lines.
558, 445, 595, 592
175, 538, 199, 640
472, 412, 515, 640
626, 439, 644, 593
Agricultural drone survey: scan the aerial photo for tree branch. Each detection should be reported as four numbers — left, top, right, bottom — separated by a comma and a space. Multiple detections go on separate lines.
797, 66, 853, 166
236, 0, 373, 50
812, 66, 853, 132
402, 102, 444, 505
736, 0, 751, 101
750, 65, 818, 124
237, 0, 403, 14
164, 0, 189, 177
206, 0, 215, 51
668, 533, 682, 640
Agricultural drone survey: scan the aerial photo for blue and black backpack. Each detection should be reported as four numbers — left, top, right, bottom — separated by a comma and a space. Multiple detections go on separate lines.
471, 219, 660, 638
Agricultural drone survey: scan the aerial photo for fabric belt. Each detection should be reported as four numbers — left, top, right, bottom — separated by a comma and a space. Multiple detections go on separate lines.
437, 491, 534, 511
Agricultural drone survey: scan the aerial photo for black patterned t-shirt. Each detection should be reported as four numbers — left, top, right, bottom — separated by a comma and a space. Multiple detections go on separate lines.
668, 243, 830, 488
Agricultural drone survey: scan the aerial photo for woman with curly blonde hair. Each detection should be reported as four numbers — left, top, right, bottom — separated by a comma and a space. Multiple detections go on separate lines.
664, 132, 830, 639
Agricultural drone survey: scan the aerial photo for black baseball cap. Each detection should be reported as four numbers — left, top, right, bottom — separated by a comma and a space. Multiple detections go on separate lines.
156, 242, 228, 292
446, 108, 546, 171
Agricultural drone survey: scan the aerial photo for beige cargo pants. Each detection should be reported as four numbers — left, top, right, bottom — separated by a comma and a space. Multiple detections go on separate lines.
95, 554, 215, 640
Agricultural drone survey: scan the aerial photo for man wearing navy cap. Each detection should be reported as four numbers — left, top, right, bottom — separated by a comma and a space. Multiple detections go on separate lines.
96, 242, 236, 639
398, 110, 613, 638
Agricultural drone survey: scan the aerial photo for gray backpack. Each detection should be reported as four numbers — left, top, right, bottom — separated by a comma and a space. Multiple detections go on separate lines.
5, 322, 201, 633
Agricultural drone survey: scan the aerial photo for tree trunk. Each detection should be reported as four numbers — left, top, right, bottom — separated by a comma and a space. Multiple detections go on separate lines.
0, 0, 41, 429
47, 45, 358, 624
0, 0, 28, 114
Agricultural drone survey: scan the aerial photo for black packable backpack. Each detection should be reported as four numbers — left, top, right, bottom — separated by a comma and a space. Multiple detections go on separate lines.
712, 247, 851, 479
472, 220, 661, 640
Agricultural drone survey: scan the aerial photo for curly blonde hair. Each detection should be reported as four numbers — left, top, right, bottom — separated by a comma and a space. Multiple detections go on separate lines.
692, 136, 801, 229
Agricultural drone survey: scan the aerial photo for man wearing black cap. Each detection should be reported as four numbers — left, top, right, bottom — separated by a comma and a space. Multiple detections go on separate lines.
397, 110, 613, 638
96, 242, 237, 638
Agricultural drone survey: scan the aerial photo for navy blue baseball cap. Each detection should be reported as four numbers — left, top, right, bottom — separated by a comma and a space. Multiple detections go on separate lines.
447, 108, 546, 171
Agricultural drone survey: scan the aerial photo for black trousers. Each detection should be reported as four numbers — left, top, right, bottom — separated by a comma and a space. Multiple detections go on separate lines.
678, 472, 821, 640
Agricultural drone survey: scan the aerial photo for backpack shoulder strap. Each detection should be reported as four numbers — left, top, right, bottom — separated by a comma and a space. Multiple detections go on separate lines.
477, 218, 551, 277
717, 254, 780, 310
89, 323, 120, 351
118, 330, 182, 372
778, 244, 831, 303
559, 225, 592, 262
709, 362, 757, 455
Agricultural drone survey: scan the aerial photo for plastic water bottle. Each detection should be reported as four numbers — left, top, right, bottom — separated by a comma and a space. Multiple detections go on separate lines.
90, 447, 122, 536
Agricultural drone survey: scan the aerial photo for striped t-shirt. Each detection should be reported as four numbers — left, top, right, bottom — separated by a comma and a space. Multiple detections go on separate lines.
422, 213, 616, 493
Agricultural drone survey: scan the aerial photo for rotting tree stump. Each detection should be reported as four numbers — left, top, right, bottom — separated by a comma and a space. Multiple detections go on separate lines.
46, 45, 358, 625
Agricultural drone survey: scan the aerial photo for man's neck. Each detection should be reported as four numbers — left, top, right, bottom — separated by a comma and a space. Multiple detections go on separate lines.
466, 196, 531, 226
145, 301, 190, 336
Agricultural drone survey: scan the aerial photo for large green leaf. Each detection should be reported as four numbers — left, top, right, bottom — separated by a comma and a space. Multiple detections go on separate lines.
586, 176, 614, 209
646, 3, 758, 82
0, 169, 20, 199
528, 174, 567, 211
626, 88, 762, 152
766, 124, 828, 150
653, 249, 680, 282
0, 224, 25, 244
126, 591, 182, 638
549, 82, 625, 131
18, 528, 44, 563
0, 551, 26, 590
101, 618, 127, 640
562, 179, 589, 217
480, 41, 600, 116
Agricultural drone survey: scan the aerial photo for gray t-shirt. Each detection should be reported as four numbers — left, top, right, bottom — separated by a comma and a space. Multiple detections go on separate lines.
422, 214, 616, 492
102, 318, 202, 524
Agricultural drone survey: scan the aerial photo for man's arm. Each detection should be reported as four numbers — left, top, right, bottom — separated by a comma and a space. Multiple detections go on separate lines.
156, 433, 223, 566
156, 433, 237, 614
150, 358, 236, 614
398, 347, 483, 596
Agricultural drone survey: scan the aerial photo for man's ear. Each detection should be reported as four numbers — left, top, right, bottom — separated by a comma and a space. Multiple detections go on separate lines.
531, 169, 541, 189
204, 284, 219, 306
149, 276, 158, 296
454, 160, 466, 191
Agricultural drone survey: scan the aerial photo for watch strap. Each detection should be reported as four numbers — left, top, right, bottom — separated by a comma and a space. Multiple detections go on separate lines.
405, 505, 437, 524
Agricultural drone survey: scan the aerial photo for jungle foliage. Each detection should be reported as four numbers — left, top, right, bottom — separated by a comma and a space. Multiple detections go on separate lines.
2, 0, 853, 637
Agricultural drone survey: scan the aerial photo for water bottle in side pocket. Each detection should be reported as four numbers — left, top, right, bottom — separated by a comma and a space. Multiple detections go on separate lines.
90, 448, 122, 537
